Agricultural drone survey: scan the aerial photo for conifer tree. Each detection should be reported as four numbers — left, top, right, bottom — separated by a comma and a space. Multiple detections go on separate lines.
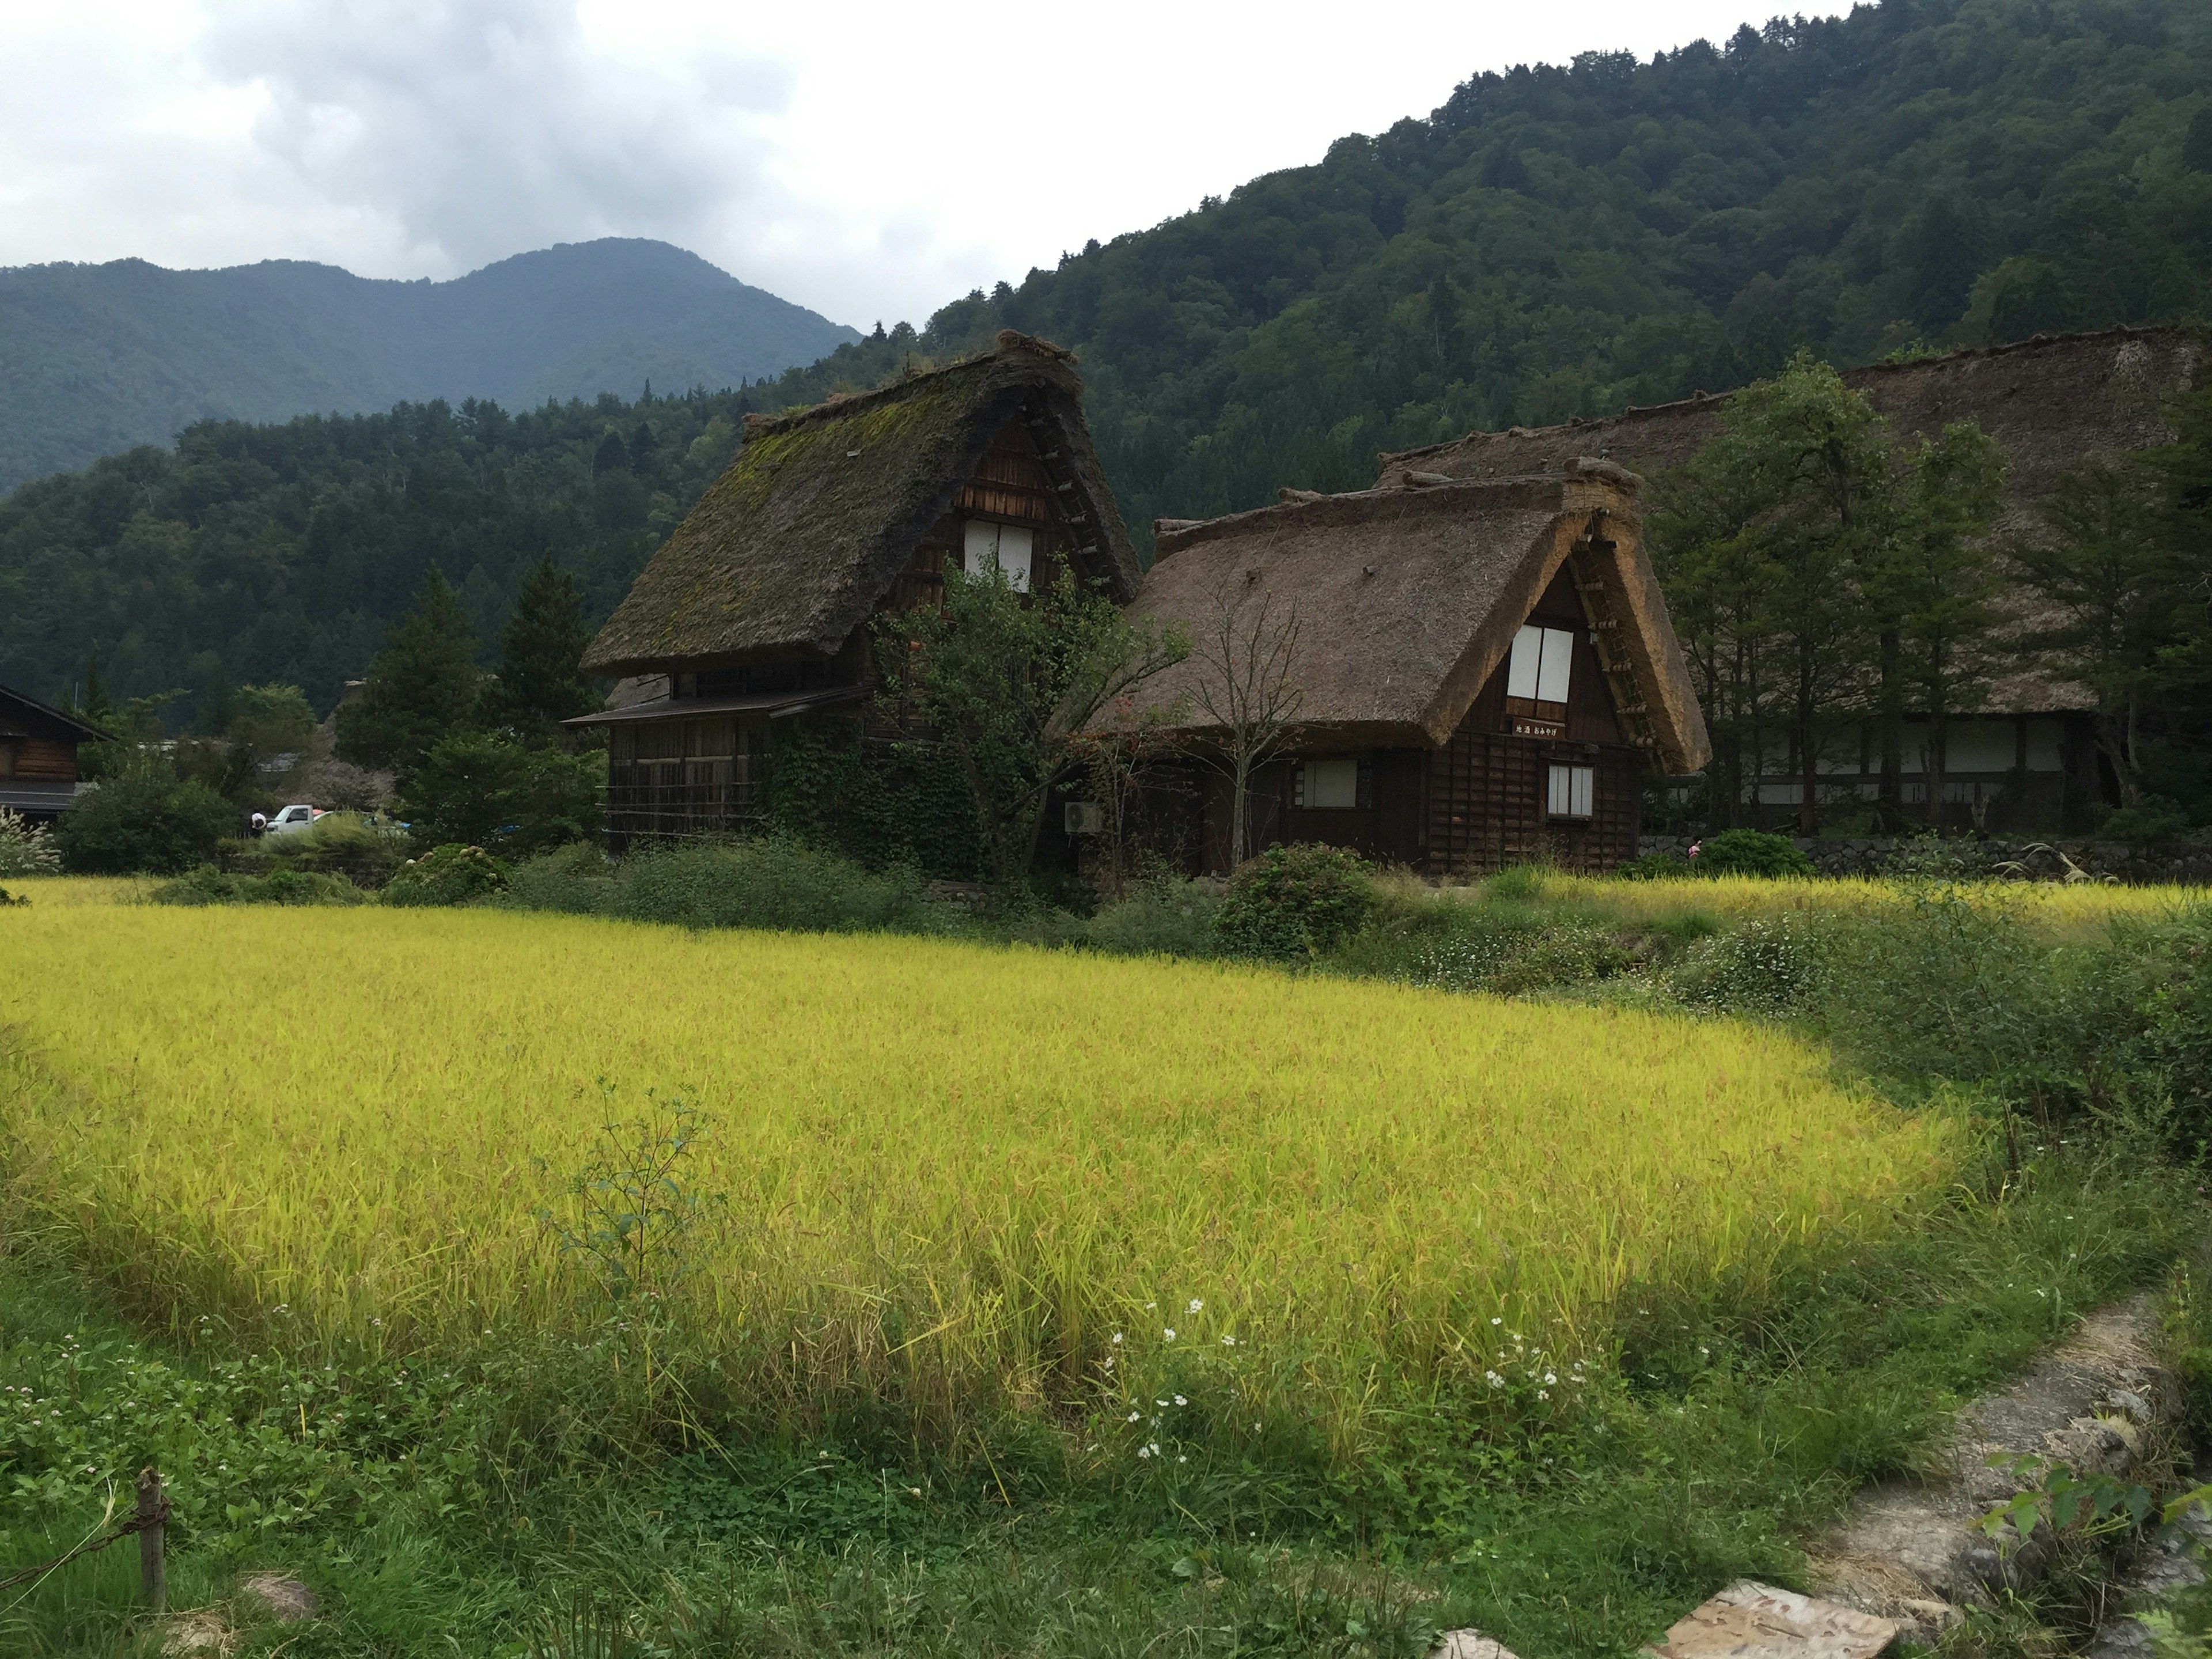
335, 567, 484, 774
495, 555, 599, 737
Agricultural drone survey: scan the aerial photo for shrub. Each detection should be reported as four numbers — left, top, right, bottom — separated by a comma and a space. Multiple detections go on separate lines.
2097, 797, 2192, 843
0, 806, 61, 876
1085, 880, 1223, 957
223, 813, 411, 889
152, 866, 365, 907
501, 841, 619, 915
1213, 843, 1374, 961
1615, 850, 1692, 880
1669, 915, 1828, 1018
610, 838, 948, 935
1686, 828, 1816, 879
384, 844, 512, 907
397, 733, 604, 857
54, 763, 239, 874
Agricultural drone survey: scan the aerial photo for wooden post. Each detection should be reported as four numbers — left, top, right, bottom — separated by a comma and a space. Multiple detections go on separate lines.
135, 1465, 165, 1611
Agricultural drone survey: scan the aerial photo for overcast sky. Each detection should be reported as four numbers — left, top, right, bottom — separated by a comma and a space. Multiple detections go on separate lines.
0, 0, 1846, 330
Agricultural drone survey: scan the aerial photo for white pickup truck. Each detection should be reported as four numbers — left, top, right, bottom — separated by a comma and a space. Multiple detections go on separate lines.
264, 804, 327, 836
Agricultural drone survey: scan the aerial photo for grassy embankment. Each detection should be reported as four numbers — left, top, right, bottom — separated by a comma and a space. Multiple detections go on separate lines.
0, 876, 2203, 1657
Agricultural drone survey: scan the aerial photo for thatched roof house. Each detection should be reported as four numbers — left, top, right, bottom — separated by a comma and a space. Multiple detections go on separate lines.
0, 683, 101, 824
573, 331, 1138, 847
1373, 325, 2205, 829
1117, 463, 1708, 875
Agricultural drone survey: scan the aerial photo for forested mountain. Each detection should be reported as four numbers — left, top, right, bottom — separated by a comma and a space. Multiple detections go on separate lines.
0, 394, 748, 718
2, 0, 2207, 718
0, 240, 857, 491
759, 0, 2210, 536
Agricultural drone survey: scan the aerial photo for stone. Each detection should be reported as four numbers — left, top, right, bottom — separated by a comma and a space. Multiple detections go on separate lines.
162, 1611, 236, 1656
1431, 1632, 1520, 1659
1649, 1582, 1899, 1659
239, 1571, 318, 1622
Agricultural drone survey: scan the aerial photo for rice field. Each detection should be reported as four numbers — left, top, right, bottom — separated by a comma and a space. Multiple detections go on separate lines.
0, 894, 1957, 1444
1470, 869, 2210, 940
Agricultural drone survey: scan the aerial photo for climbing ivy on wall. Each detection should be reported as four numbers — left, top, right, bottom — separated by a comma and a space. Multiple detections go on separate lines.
768, 716, 984, 881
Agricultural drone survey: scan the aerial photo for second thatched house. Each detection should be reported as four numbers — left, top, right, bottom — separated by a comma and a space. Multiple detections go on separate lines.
1378, 325, 2203, 830
573, 332, 1141, 849
1113, 461, 1710, 875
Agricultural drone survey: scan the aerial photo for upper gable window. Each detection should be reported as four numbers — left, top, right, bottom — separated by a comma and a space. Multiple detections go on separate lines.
1507, 624, 1575, 704
963, 521, 1033, 592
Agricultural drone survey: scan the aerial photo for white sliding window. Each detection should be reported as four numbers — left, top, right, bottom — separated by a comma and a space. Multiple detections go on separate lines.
962, 520, 1034, 592
1546, 763, 1594, 819
1506, 624, 1576, 703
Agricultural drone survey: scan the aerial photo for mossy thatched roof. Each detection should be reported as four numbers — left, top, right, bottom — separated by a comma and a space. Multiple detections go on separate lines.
582, 333, 1139, 677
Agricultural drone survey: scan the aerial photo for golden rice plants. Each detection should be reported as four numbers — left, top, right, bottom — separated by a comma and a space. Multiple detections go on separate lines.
0, 903, 1957, 1448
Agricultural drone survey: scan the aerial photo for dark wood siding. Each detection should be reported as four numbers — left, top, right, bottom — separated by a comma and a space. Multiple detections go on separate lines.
11, 738, 77, 780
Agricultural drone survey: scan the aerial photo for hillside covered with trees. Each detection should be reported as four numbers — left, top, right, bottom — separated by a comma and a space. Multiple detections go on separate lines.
1, 0, 2205, 718
0, 239, 856, 493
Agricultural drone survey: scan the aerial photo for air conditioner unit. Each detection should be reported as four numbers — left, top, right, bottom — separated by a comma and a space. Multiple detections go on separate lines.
1064, 801, 1105, 835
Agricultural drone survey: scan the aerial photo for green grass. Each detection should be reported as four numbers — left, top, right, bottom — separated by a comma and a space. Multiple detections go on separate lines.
1, 1137, 2194, 1658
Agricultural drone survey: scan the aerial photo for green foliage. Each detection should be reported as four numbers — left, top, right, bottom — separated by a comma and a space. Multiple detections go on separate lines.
1669, 915, 1827, 1018
1213, 843, 1374, 961
537, 1092, 720, 1307
767, 717, 984, 881
494, 555, 602, 737
877, 565, 1186, 887
335, 567, 487, 774
396, 732, 604, 856
603, 838, 952, 935
1687, 828, 1817, 877
150, 865, 366, 907
499, 839, 619, 914
381, 843, 512, 907
0, 807, 60, 877
1651, 358, 2008, 833
0, 387, 753, 721
222, 812, 411, 889
51, 761, 237, 874
1084, 879, 1224, 957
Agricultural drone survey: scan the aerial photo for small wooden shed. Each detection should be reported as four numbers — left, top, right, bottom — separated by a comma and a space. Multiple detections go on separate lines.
573, 331, 1140, 849
0, 684, 102, 824
1116, 463, 1710, 875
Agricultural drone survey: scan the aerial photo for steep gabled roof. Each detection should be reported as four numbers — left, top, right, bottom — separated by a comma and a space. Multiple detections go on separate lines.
582, 332, 1140, 678
0, 683, 107, 744
1378, 325, 2206, 714
1115, 465, 1711, 774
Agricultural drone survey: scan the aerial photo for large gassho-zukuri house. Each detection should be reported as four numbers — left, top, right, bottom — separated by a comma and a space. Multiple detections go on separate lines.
571, 332, 1141, 849
1115, 460, 1711, 876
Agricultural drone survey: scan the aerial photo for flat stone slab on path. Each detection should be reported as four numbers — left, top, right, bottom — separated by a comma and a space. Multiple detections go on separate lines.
1649, 1582, 1899, 1659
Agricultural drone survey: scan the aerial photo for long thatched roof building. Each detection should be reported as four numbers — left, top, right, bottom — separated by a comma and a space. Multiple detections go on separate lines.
1117, 461, 1709, 875
573, 331, 1139, 848
1373, 325, 2205, 831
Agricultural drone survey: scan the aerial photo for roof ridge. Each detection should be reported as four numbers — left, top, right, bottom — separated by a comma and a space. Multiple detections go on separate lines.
1153, 467, 1631, 555
1380, 320, 2205, 467
741, 331, 1079, 438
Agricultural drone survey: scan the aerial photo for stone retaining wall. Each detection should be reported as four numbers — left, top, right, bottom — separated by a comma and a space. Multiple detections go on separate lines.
1637, 835, 2212, 884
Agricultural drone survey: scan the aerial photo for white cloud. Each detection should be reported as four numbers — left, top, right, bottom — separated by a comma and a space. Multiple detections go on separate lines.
0, 0, 1849, 329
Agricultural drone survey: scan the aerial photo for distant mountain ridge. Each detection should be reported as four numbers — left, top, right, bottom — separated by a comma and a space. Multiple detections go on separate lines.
0, 238, 859, 490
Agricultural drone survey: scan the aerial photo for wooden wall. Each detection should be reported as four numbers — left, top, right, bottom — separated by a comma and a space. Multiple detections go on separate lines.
0, 737, 78, 781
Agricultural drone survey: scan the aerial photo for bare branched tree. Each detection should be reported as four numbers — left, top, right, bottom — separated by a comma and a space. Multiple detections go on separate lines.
1190, 570, 1304, 866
